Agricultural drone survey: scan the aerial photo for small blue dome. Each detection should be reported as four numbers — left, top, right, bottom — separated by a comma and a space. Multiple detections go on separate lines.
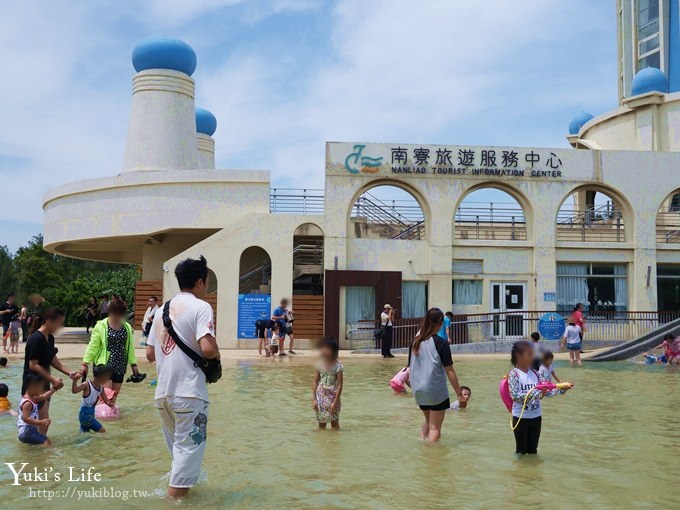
195, 107, 217, 136
631, 67, 668, 96
568, 111, 594, 135
132, 36, 197, 76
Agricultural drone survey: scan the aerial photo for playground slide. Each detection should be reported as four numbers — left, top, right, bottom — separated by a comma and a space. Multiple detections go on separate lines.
586, 316, 680, 362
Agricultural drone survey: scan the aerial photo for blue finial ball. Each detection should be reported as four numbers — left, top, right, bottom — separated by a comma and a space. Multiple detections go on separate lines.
132, 36, 197, 76
631, 67, 668, 96
568, 111, 594, 135
195, 107, 217, 136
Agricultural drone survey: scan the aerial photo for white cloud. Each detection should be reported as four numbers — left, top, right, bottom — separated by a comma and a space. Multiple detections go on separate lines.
0, 0, 616, 249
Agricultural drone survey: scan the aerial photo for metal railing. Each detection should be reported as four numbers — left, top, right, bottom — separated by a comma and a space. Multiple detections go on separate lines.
350, 311, 680, 349
239, 259, 272, 294
656, 211, 680, 243
556, 202, 625, 243
270, 188, 324, 215
455, 202, 526, 241
351, 193, 425, 240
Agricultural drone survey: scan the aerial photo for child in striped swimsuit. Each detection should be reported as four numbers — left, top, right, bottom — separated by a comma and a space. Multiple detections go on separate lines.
72, 364, 113, 433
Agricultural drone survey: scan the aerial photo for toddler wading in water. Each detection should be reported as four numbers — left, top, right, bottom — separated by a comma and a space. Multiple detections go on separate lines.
313, 339, 343, 429
72, 364, 113, 432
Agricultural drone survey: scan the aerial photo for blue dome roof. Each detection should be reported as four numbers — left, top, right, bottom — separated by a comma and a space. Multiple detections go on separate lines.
195, 107, 217, 136
631, 67, 668, 96
568, 111, 594, 135
132, 36, 197, 76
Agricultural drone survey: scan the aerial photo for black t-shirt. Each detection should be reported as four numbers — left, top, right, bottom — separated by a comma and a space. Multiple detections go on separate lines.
408, 334, 453, 367
22, 330, 58, 393
0, 303, 19, 328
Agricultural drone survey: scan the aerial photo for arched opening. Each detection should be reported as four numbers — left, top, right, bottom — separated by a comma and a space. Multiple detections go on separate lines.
293, 223, 324, 295
656, 190, 680, 314
204, 268, 218, 332
291, 223, 324, 341
454, 186, 527, 241
656, 190, 680, 244
239, 246, 272, 294
350, 185, 425, 240
556, 188, 626, 243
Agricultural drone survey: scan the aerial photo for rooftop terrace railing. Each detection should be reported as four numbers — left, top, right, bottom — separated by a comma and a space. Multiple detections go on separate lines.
556, 202, 625, 243
270, 188, 325, 215
656, 211, 680, 244
455, 201, 526, 241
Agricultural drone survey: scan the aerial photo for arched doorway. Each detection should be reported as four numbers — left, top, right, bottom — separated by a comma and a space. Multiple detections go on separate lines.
204, 267, 218, 332
556, 188, 626, 243
454, 186, 528, 241
239, 247, 272, 294
656, 189, 680, 315
350, 185, 426, 240
292, 223, 324, 341
293, 223, 324, 295
237, 247, 272, 340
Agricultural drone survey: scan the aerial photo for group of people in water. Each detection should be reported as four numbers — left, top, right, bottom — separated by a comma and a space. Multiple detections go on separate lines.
1, 267, 678, 499
0, 296, 142, 447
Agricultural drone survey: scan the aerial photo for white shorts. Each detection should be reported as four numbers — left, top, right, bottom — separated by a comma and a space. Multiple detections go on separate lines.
155, 396, 209, 488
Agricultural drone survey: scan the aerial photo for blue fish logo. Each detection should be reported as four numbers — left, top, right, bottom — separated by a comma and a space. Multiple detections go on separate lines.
345, 144, 383, 174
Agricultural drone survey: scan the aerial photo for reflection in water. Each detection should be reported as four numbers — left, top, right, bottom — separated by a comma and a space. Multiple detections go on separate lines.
0, 358, 677, 509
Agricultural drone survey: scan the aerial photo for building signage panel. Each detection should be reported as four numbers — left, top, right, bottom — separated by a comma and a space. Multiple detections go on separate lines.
237, 294, 271, 339
333, 143, 569, 180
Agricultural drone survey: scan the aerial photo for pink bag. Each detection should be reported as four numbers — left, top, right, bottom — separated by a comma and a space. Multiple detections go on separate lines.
499, 372, 513, 412
389, 367, 409, 393
95, 387, 120, 420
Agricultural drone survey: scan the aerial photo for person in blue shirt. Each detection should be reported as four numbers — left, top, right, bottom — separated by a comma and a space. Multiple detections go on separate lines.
271, 299, 289, 357
438, 311, 452, 343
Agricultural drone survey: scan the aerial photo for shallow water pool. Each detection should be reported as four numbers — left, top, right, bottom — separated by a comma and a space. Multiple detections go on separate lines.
0, 356, 677, 509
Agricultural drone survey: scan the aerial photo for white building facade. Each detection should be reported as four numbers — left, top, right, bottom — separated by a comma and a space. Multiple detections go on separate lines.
43, 32, 680, 348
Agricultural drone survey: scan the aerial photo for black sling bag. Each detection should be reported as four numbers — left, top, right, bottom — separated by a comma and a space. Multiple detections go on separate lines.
162, 300, 222, 383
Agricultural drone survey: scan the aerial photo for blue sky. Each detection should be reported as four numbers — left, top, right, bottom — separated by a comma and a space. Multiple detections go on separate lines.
0, 0, 617, 252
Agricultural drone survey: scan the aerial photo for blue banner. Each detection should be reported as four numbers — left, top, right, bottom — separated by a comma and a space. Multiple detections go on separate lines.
538, 312, 566, 341
237, 294, 271, 339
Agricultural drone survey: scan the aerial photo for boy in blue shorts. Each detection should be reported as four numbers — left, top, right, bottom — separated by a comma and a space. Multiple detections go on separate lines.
18, 373, 57, 446
72, 364, 114, 433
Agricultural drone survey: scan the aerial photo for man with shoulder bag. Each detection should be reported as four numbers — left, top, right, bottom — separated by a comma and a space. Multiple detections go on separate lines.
146, 256, 221, 499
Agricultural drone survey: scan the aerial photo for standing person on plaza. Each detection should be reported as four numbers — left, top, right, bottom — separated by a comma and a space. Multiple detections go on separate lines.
84, 297, 99, 334
81, 298, 141, 404
285, 304, 296, 354
0, 293, 19, 340
140, 296, 159, 346
99, 295, 110, 320
272, 298, 289, 356
23, 307, 80, 435
381, 304, 395, 358
146, 255, 220, 499
572, 303, 587, 350
19, 303, 28, 343
409, 308, 463, 443
439, 311, 453, 344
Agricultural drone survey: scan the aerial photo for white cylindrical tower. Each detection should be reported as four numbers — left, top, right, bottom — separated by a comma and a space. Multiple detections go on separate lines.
122, 36, 199, 172
195, 107, 217, 170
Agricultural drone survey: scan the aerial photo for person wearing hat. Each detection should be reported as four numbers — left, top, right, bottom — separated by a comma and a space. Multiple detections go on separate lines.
380, 304, 395, 358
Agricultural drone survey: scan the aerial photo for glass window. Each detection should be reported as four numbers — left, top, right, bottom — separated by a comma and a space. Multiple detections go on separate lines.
402, 281, 427, 318
639, 51, 661, 70
556, 263, 628, 313
345, 286, 375, 324
639, 34, 660, 55
453, 280, 483, 305
658, 264, 680, 312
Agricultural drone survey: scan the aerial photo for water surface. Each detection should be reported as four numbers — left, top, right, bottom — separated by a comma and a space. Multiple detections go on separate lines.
0, 356, 676, 509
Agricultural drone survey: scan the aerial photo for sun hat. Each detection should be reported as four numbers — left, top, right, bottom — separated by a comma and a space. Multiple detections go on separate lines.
384, 304, 392, 309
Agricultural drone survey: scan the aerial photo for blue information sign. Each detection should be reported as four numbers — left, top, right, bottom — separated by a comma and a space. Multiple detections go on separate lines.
538, 312, 566, 340
237, 294, 271, 339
